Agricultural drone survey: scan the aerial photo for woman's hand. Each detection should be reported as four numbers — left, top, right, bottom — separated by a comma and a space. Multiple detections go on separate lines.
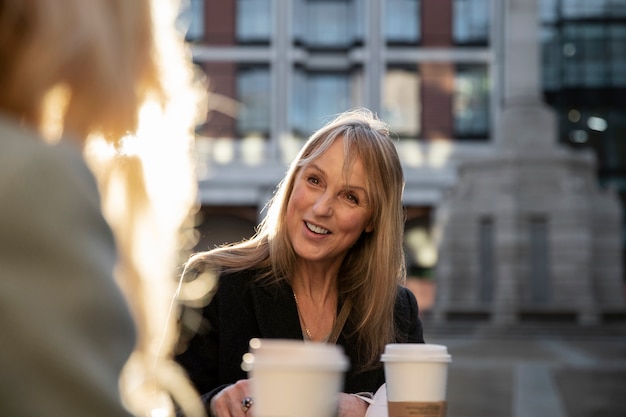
209, 383, 369, 417
337, 393, 369, 417
210, 379, 254, 417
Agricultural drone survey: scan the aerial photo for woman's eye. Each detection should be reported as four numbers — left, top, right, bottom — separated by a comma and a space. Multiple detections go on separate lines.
346, 194, 359, 204
307, 176, 319, 185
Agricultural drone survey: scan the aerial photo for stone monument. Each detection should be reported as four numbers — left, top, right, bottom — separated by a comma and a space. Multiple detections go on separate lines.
433, 0, 624, 325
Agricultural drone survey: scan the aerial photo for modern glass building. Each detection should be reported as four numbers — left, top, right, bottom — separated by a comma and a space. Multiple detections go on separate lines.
181, 0, 625, 285
540, 0, 626, 214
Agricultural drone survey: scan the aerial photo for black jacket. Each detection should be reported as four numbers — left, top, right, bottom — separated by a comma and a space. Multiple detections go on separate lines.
176, 269, 424, 406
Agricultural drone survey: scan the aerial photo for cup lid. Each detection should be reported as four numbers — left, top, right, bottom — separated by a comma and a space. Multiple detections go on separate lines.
381, 343, 451, 363
242, 338, 350, 371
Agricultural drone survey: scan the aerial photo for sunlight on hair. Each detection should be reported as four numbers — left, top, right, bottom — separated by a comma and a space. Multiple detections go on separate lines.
177, 270, 218, 308
84, 1, 208, 416
40, 84, 70, 144
151, 408, 170, 417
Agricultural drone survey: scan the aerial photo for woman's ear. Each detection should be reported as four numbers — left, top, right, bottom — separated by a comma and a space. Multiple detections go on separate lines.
365, 222, 374, 234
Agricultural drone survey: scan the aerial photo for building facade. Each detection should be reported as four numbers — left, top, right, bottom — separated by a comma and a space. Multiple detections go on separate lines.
181, 0, 626, 319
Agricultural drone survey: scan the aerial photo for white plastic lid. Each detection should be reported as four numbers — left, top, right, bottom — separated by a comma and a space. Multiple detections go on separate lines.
380, 343, 451, 363
242, 338, 350, 372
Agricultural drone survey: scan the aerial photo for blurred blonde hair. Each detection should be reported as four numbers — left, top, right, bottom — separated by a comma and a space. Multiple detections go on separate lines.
186, 108, 406, 370
0, 0, 206, 416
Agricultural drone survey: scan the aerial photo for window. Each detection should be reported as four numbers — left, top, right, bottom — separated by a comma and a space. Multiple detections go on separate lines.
385, 0, 420, 45
610, 25, 626, 87
561, 0, 626, 19
453, 0, 490, 45
293, 0, 364, 48
291, 68, 363, 137
383, 66, 420, 138
237, 0, 271, 44
541, 1, 626, 89
562, 24, 611, 88
237, 66, 271, 137
541, 26, 562, 91
454, 65, 489, 139
539, 0, 559, 23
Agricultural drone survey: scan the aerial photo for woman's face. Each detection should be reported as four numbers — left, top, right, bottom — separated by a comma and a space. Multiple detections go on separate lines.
286, 138, 374, 270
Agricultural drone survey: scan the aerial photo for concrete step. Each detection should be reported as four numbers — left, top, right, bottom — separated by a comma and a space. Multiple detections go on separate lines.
421, 319, 626, 341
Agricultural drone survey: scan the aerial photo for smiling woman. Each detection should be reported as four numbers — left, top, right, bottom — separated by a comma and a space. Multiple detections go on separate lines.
175, 108, 425, 417
286, 139, 374, 273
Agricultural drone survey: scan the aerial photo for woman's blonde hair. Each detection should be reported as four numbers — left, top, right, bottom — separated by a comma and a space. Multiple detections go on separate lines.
186, 108, 406, 369
1, 0, 206, 416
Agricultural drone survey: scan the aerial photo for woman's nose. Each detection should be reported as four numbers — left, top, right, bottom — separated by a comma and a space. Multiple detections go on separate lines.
312, 192, 333, 216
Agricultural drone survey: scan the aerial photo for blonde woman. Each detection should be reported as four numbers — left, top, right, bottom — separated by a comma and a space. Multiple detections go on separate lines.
176, 109, 424, 417
0, 1, 204, 416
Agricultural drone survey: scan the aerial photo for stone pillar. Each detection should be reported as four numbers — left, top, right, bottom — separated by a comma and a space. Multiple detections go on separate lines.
433, 0, 624, 325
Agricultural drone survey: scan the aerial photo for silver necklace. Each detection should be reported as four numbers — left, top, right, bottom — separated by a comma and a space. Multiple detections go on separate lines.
293, 291, 313, 340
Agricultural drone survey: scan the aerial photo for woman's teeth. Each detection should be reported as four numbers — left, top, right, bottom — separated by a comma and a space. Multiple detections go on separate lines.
306, 222, 329, 234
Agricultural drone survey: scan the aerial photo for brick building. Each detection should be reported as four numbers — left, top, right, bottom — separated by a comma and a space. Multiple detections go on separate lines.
180, 0, 626, 322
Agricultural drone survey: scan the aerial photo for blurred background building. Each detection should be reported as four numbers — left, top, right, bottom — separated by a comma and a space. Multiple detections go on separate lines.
178, 0, 626, 323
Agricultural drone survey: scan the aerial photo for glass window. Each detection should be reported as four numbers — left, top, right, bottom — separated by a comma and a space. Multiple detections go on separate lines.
237, 66, 271, 137
541, 1, 626, 89
195, 64, 270, 166
579, 25, 609, 87
385, 0, 420, 45
293, 0, 364, 48
237, 0, 271, 44
199, 62, 237, 139
539, 0, 558, 24
453, 0, 490, 45
542, 0, 626, 21
562, 24, 612, 88
561, 0, 626, 18
610, 25, 626, 86
541, 26, 562, 91
291, 68, 363, 137
454, 65, 490, 139
383, 66, 420, 138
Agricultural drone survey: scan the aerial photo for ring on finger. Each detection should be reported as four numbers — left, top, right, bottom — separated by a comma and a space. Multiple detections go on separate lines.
241, 397, 254, 413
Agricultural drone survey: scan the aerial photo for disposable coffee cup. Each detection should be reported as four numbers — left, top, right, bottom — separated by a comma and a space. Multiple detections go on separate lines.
381, 344, 452, 417
242, 338, 349, 417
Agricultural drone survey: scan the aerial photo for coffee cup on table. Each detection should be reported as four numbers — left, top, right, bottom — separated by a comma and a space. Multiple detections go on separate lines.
381, 343, 452, 417
242, 338, 349, 417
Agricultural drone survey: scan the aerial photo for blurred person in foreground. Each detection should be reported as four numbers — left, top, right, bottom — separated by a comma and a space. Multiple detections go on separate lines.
0, 1, 207, 416
176, 108, 425, 417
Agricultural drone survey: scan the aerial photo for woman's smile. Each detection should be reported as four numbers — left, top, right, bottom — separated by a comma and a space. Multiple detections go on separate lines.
304, 221, 330, 235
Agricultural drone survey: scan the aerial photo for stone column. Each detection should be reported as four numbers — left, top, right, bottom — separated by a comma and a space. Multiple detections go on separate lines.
496, 0, 556, 151
432, 0, 624, 326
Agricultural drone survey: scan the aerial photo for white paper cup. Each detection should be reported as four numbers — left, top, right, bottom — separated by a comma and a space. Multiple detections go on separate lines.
242, 338, 349, 417
381, 344, 452, 417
